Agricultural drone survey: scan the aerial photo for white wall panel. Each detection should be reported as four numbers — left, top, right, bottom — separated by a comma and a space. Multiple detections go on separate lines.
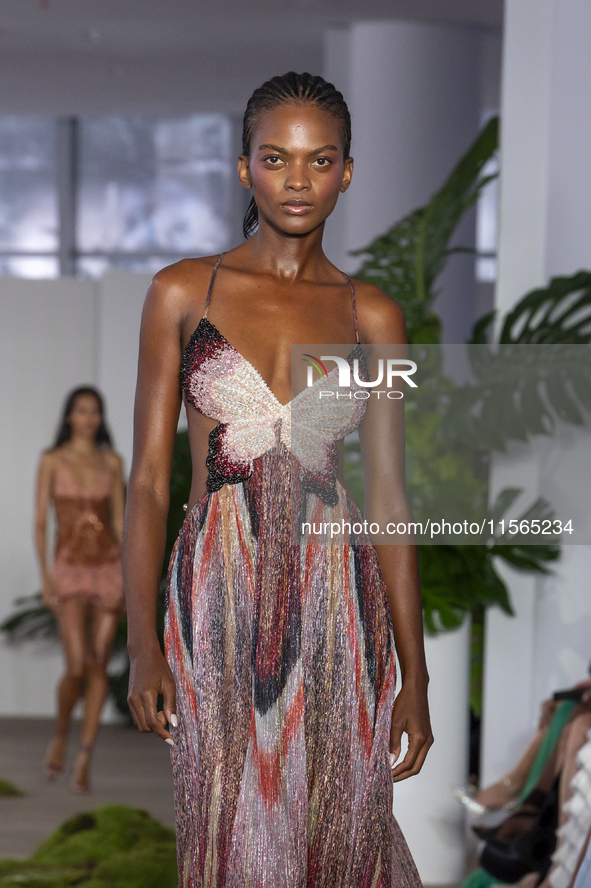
0, 277, 96, 715
0, 271, 158, 719
324, 20, 481, 343
483, 0, 591, 785
95, 271, 152, 474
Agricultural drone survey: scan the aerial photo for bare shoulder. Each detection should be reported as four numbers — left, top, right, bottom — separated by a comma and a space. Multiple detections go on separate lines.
147, 255, 220, 320
41, 447, 62, 467
348, 278, 407, 344
46, 445, 73, 471
37, 448, 59, 481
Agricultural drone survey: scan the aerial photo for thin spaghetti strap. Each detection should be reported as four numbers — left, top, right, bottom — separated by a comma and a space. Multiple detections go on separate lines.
203, 252, 226, 319
343, 273, 360, 344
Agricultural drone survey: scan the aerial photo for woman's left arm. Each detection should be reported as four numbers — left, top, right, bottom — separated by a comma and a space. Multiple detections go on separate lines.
375, 541, 432, 782
356, 282, 433, 782
109, 452, 126, 544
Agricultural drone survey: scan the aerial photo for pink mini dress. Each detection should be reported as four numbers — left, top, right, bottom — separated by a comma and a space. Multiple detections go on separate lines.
52, 461, 124, 612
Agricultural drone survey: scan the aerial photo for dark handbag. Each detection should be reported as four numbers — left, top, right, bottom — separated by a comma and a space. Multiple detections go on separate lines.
479, 779, 559, 883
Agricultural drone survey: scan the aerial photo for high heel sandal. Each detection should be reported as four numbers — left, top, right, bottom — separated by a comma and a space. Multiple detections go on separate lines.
452, 783, 518, 828
70, 744, 92, 794
44, 734, 67, 780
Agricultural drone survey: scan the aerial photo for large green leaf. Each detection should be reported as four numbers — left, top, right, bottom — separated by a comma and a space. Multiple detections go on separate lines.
469, 271, 591, 345
417, 117, 498, 306
500, 271, 591, 344
350, 207, 441, 343
441, 273, 591, 453
351, 116, 499, 343
0, 594, 57, 641
441, 340, 591, 452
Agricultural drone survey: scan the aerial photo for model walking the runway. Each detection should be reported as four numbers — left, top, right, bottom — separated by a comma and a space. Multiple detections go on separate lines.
124, 72, 432, 886
36, 386, 125, 793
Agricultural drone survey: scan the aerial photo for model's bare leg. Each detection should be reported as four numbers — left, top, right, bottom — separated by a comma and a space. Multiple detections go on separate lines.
475, 728, 548, 808
550, 707, 591, 843
70, 604, 118, 793
45, 598, 87, 778
476, 700, 559, 809
494, 710, 591, 888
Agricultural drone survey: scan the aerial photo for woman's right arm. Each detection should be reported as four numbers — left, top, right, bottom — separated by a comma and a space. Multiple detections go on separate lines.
123, 267, 188, 745
34, 452, 57, 610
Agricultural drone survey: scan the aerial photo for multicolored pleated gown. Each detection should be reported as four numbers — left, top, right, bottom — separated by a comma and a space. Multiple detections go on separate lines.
165, 253, 422, 888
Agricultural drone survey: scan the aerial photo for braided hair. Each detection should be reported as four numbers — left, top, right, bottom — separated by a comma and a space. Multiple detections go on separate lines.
241, 72, 352, 238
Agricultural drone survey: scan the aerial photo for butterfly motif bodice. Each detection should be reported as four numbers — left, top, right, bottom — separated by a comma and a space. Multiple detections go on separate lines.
180, 252, 368, 505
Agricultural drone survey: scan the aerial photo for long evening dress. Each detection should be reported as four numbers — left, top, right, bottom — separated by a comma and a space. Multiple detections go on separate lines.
164, 253, 422, 887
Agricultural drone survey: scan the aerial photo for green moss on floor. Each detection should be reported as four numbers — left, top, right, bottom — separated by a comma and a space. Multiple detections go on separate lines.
0, 779, 24, 797
0, 805, 177, 888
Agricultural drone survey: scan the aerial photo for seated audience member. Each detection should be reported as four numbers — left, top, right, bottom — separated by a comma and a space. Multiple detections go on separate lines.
462, 679, 591, 888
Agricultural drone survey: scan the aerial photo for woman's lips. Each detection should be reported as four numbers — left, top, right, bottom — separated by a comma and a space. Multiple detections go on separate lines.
281, 201, 313, 214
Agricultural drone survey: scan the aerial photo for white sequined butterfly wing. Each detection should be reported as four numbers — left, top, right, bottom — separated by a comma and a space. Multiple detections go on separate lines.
284, 369, 367, 472
191, 356, 285, 463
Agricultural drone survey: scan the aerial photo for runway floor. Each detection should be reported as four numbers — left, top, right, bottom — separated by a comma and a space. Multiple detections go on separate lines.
0, 716, 175, 860
0, 717, 461, 887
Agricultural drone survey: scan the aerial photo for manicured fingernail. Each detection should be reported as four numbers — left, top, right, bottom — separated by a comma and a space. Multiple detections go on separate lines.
389, 753, 398, 769
165, 738, 174, 747
170, 714, 178, 728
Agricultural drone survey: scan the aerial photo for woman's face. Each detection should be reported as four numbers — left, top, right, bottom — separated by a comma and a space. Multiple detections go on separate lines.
68, 394, 102, 440
239, 103, 353, 236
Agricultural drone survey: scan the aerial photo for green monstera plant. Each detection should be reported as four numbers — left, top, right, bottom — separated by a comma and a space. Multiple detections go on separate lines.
346, 115, 591, 714
351, 116, 499, 345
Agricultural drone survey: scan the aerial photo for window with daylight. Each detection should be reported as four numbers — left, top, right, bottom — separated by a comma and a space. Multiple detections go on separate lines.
0, 117, 59, 279
0, 114, 233, 279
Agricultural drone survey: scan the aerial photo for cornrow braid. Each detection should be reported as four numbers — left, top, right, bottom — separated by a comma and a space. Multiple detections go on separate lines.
241, 71, 352, 238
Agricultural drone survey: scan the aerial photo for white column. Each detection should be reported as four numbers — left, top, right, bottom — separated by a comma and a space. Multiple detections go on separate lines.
482, 0, 591, 786
324, 20, 482, 343
496, 0, 591, 322
392, 621, 471, 885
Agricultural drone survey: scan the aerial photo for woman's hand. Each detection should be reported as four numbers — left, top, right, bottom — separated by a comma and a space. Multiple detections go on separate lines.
127, 644, 178, 745
41, 574, 59, 612
389, 680, 433, 783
